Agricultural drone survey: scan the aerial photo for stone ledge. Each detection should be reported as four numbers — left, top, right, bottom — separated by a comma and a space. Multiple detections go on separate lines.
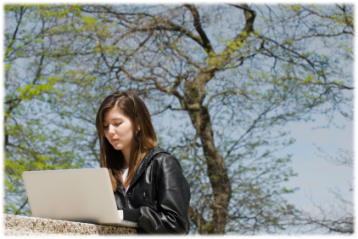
3, 214, 137, 236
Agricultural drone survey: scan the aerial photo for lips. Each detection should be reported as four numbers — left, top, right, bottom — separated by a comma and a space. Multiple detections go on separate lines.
111, 139, 119, 143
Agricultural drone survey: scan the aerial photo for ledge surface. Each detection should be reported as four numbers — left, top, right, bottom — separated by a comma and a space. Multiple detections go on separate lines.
3, 214, 137, 236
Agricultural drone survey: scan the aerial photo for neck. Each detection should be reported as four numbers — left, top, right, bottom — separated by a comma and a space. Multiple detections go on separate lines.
121, 148, 130, 169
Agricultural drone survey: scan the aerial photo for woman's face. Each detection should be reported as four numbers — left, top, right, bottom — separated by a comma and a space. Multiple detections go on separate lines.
103, 107, 137, 152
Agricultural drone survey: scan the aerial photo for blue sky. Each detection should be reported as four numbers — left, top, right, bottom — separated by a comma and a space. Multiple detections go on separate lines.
280, 113, 353, 216
275, 109, 353, 235
275, 16, 354, 224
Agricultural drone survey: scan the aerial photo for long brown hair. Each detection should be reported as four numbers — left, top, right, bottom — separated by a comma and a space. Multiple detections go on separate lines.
96, 91, 157, 191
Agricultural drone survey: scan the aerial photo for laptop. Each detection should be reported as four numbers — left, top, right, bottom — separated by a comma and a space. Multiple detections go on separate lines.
22, 168, 138, 228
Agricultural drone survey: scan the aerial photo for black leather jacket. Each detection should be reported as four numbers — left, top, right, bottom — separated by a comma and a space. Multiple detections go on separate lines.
113, 146, 191, 234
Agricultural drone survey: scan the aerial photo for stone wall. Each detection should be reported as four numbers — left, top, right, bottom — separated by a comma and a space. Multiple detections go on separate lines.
3, 214, 137, 236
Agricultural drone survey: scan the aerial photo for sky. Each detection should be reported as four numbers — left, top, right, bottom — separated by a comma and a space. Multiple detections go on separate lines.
280, 62, 358, 239
279, 113, 353, 227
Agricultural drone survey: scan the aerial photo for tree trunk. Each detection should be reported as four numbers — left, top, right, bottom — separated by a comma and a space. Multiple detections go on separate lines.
183, 81, 231, 234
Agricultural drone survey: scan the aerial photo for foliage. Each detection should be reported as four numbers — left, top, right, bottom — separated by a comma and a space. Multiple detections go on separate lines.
4, 4, 89, 215
4, 3, 353, 234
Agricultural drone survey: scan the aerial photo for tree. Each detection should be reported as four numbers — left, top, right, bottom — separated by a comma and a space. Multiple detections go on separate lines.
34, 1, 358, 238
0, 0, 81, 214
2, 0, 353, 238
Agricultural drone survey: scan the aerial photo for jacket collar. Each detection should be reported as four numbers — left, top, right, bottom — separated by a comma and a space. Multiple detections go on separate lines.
129, 146, 169, 188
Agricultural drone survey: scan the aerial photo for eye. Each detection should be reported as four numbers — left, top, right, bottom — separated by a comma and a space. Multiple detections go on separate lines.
114, 123, 121, 126
103, 125, 109, 129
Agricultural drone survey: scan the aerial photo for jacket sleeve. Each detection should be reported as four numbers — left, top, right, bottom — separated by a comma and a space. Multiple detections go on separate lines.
137, 155, 191, 234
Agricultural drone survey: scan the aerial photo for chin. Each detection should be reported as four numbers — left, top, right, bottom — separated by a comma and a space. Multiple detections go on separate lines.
111, 144, 123, 151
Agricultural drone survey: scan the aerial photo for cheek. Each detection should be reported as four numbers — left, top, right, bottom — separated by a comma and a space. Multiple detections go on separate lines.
123, 123, 134, 135
124, 129, 134, 140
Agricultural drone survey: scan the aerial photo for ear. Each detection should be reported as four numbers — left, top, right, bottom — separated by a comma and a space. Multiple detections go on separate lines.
135, 119, 140, 131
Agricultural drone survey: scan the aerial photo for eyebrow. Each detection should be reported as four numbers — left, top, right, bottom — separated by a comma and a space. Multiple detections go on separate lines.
103, 118, 123, 124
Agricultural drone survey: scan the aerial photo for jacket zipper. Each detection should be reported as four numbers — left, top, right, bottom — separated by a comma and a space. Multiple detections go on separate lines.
117, 187, 129, 208
128, 171, 144, 190
121, 151, 169, 208
127, 151, 166, 190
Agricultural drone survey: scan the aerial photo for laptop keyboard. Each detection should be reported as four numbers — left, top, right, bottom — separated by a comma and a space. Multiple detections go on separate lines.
120, 220, 136, 224
118, 220, 138, 227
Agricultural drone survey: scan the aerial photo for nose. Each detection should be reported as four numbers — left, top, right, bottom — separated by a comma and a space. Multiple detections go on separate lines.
108, 124, 115, 135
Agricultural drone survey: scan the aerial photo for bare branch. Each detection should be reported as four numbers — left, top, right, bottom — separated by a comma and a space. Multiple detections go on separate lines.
184, 4, 214, 54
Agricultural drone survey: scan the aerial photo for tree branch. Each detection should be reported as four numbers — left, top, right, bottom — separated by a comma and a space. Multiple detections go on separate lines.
184, 4, 214, 54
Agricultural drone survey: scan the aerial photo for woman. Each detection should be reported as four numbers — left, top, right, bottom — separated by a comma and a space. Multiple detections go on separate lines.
95, 91, 190, 234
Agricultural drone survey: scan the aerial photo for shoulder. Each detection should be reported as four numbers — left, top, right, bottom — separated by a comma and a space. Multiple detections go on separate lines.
152, 151, 181, 165
147, 146, 178, 164
151, 152, 189, 190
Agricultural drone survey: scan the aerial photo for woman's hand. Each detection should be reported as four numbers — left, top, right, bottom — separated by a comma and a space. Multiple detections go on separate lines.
118, 210, 123, 220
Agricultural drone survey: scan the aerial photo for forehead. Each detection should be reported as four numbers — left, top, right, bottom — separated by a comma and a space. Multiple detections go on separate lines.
103, 107, 127, 122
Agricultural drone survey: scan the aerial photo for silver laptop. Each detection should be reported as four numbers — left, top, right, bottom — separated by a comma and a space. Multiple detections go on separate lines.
22, 168, 138, 228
